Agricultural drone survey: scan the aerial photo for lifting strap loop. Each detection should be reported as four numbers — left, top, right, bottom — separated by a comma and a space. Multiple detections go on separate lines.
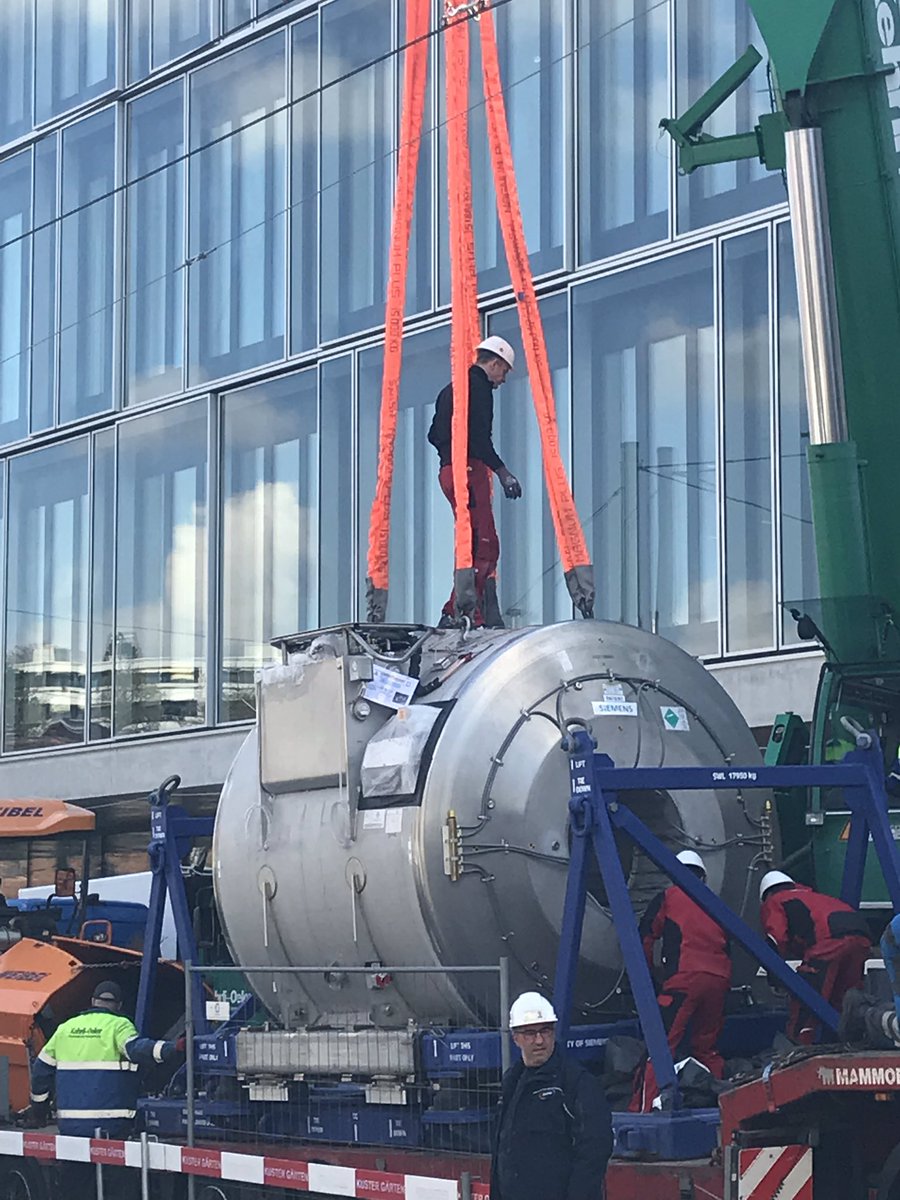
365, 0, 430, 622
478, 8, 595, 618
445, 6, 480, 616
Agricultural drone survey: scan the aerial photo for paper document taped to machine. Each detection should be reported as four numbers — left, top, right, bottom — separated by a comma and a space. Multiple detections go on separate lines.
363, 664, 418, 709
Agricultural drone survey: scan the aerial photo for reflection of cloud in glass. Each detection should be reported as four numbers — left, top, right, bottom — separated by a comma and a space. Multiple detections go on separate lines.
119, 501, 207, 661
222, 479, 315, 656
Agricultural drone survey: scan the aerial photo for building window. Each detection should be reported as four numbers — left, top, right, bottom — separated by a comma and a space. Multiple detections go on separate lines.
59, 108, 117, 425
0, 150, 31, 445
359, 325, 452, 624
114, 402, 208, 735
489, 297, 573, 626
577, 0, 668, 262
676, 0, 785, 231
5, 440, 89, 751
0, 0, 32, 148
777, 221, 816, 645
31, 138, 58, 436
723, 229, 773, 652
220, 371, 319, 722
36, 0, 117, 125
319, 356, 355, 624
321, 0, 393, 341
188, 33, 287, 385
439, 0, 565, 300
290, 15, 319, 353
573, 249, 718, 657
127, 80, 186, 404
225, 0, 290, 32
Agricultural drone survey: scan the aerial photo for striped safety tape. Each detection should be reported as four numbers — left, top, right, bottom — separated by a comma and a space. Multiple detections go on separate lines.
0, 1130, 481, 1199
738, 1145, 813, 1200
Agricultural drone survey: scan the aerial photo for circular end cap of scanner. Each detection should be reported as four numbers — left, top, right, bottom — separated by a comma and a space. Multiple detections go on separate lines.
509, 990, 557, 1028
476, 335, 515, 369
676, 849, 707, 875
759, 869, 794, 902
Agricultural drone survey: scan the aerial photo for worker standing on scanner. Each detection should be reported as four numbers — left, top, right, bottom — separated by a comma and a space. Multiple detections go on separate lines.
427, 336, 521, 629
631, 850, 731, 1112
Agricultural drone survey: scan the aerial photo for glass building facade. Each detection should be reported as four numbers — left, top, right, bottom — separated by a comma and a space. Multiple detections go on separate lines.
0, 0, 816, 764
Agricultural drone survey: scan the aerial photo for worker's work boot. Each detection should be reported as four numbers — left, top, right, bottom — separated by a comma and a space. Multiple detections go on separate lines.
482, 578, 505, 629
839, 988, 900, 1049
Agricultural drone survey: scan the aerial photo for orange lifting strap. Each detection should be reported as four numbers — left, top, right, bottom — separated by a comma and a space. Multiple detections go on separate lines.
365, 0, 430, 624
477, 7, 593, 617
366, 0, 594, 622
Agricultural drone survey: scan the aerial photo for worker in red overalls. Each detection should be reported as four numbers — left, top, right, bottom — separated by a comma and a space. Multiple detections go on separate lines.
427, 336, 521, 629
759, 870, 871, 1044
631, 850, 731, 1112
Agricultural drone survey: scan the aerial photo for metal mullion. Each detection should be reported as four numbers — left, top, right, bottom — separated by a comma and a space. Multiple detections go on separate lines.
316, 361, 324, 627
182, 68, 192, 394
84, 435, 96, 744
284, 24, 293, 359
769, 220, 783, 650
315, 4, 323, 352
27, 146, 37, 438
351, 348, 360, 620
108, 428, 120, 738
0, 462, 9, 754
667, 0, 677, 241
562, 0, 575, 274
714, 235, 727, 657
53, 129, 63, 429
206, 393, 220, 727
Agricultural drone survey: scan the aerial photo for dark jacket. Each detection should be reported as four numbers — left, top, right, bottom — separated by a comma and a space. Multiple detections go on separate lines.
427, 364, 504, 472
761, 883, 869, 959
491, 1047, 613, 1200
640, 885, 731, 982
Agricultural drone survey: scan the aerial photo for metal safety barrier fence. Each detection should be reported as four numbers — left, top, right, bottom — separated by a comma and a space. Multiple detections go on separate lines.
175, 960, 511, 1172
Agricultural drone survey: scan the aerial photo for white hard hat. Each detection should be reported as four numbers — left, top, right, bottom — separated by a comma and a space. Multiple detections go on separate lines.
676, 849, 706, 875
759, 870, 794, 902
509, 991, 557, 1029
476, 335, 515, 369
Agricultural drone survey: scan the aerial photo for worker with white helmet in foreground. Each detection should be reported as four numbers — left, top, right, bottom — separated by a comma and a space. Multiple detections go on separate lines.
427, 335, 521, 629
630, 850, 732, 1112
759, 868, 870, 1044
491, 991, 612, 1200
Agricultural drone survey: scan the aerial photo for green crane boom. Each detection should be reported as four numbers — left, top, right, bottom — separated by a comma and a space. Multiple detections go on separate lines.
662, 0, 900, 899
665, 0, 900, 665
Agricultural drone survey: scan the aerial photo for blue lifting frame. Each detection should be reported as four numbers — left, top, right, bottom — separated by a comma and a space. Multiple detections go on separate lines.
135, 775, 214, 1037
553, 725, 900, 1107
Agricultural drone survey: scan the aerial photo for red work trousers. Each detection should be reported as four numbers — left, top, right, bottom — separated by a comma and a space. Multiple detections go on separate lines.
789, 934, 870, 1044
631, 971, 729, 1112
438, 459, 500, 625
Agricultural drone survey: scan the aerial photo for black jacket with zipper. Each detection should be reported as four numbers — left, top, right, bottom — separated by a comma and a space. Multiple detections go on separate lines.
490, 1047, 613, 1200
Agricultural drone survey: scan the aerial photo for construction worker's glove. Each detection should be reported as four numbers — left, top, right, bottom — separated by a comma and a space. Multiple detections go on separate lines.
160, 1037, 186, 1063
498, 469, 522, 499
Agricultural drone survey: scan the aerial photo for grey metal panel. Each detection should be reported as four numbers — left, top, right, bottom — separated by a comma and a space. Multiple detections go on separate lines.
235, 1028, 416, 1077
